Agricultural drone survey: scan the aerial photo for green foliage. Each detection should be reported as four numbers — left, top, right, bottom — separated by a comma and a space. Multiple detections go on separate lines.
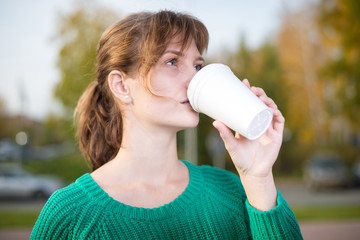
24, 152, 90, 184
197, 114, 224, 167
227, 39, 287, 115
49, 1, 120, 143
230, 35, 252, 78
53, 0, 119, 114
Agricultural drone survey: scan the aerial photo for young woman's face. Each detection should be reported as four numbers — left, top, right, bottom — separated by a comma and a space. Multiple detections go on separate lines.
129, 35, 204, 132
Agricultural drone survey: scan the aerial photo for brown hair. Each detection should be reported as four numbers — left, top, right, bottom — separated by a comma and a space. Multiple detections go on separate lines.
74, 10, 209, 170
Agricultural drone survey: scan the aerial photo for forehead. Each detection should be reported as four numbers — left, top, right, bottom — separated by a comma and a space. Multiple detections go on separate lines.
165, 34, 198, 54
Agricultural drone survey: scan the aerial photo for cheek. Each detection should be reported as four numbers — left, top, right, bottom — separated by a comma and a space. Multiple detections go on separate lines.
150, 71, 179, 97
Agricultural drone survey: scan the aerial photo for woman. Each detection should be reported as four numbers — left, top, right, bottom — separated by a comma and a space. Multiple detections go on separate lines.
31, 11, 302, 239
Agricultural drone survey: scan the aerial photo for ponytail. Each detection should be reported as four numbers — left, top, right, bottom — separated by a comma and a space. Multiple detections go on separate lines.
74, 81, 122, 170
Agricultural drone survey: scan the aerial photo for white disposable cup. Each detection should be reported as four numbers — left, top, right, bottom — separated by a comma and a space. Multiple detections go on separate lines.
187, 63, 273, 140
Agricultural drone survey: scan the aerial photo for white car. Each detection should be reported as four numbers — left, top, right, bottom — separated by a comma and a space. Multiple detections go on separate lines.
0, 164, 65, 198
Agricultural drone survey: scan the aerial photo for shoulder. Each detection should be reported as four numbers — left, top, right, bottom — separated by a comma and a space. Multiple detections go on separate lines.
44, 173, 92, 210
31, 174, 100, 239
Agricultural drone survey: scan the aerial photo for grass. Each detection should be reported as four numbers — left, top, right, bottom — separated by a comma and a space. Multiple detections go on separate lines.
0, 211, 40, 229
293, 205, 360, 221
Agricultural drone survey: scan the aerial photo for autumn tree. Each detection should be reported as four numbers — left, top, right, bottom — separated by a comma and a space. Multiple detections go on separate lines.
317, 0, 360, 143
276, 4, 332, 145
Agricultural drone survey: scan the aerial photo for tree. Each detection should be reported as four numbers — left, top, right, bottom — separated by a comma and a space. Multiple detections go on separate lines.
53, 0, 119, 115
228, 37, 287, 114
317, 0, 360, 139
276, 4, 332, 145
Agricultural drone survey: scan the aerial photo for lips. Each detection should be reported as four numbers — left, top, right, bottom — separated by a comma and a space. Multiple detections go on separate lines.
181, 99, 190, 104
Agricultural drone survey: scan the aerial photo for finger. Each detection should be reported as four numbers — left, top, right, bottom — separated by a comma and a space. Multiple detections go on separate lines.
272, 108, 285, 133
250, 87, 278, 110
242, 79, 251, 89
251, 86, 267, 98
212, 121, 239, 152
259, 95, 278, 110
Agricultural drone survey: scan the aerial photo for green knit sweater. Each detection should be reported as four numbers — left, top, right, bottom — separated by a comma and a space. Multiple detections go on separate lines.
31, 161, 302, 239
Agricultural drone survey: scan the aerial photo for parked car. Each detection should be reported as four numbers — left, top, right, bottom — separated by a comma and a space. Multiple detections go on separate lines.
0, 139, 20, 161
303, 153, 349, 190
0, 164, 65, 199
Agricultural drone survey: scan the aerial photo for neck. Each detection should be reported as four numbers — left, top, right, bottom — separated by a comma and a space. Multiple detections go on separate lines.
99, 117, 182, 185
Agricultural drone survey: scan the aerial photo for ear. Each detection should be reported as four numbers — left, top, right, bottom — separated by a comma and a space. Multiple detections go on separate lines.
108, 70, 131, 103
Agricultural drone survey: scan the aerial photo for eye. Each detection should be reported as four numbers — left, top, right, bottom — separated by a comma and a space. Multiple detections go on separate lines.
194, 64, 202, 71
166, 58, 177, 66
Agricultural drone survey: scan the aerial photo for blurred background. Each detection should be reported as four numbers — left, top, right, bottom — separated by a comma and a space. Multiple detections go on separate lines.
0, 0, 359, 239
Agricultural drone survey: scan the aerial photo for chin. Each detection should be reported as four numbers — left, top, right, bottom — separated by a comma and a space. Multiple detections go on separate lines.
165, 110, 199, 131
179, 115, 199, 130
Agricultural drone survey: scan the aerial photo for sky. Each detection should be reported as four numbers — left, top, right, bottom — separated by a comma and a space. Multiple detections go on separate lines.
0, 0, 301, 120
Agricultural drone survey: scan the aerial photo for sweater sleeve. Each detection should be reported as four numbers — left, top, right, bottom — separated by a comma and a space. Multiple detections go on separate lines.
245, 191, 303, 240
30, 188, 79, 239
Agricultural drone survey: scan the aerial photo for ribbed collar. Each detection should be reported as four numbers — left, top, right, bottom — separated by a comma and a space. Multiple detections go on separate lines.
76, 160, 204, 221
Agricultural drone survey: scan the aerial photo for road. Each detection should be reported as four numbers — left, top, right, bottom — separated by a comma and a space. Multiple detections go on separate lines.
1, 179, 360, 239
300, 220, 360, 240
278, 179, 360, 239
276, 179, 360, 207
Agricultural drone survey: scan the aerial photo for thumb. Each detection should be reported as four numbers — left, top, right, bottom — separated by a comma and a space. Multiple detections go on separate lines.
212, 121, 238, 153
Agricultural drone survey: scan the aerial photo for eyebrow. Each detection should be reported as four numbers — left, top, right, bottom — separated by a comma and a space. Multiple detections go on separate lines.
164, 50, 205, 62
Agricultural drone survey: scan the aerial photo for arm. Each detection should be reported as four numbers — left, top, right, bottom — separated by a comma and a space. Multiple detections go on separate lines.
212, 78, 284, 211
214, 79, 303, 239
